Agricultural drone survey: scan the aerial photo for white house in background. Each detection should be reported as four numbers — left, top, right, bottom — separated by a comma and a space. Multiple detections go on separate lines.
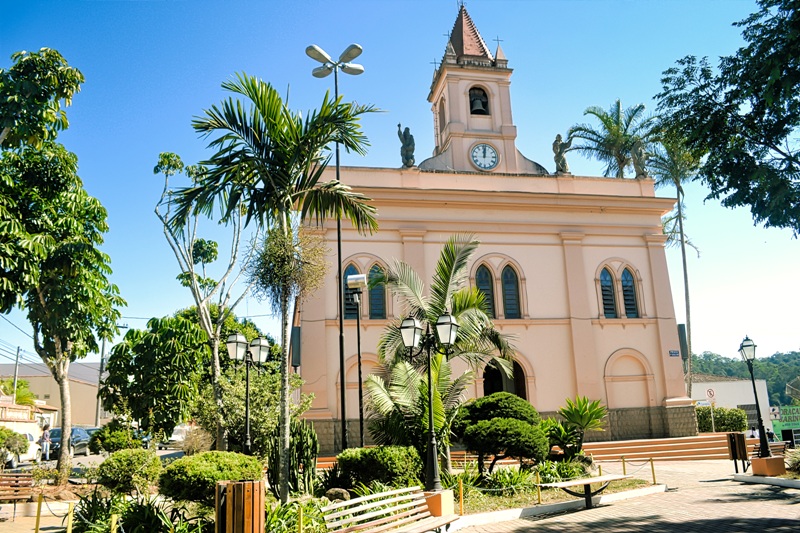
691, 373, 771, 432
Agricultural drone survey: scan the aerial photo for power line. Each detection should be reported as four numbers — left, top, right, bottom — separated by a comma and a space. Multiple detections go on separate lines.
0, 315, 33, 339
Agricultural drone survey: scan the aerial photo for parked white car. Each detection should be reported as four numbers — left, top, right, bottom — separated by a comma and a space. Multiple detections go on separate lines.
3, 432, 42, 468
158, 425, 188, 450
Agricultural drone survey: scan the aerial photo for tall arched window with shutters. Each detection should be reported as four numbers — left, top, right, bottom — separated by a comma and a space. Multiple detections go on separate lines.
475, 265, 495, 318
600, 268, 617, 318
621, 268, 639, 318
343, 264, 359, 319
501, 265, 521, 319
368, 264, 386, 319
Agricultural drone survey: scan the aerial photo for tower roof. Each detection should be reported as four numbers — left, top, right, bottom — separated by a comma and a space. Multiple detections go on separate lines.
447, 5, 494, 62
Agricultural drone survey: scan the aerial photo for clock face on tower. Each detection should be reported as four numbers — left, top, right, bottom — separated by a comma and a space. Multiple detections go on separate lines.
470, 143, 499, 171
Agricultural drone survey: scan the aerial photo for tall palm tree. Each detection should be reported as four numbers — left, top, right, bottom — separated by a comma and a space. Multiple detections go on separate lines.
649, 135, 702, 395
169, 73, 377, 503
371, 234, 516, 472
568, 99, 657, 178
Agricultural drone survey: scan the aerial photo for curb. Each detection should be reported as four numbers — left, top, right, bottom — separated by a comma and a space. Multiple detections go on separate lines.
448, 484, 667, 531
732, 474, 800, 489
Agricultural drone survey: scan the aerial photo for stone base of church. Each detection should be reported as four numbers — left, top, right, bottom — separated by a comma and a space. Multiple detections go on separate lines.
311, 405, 698, 456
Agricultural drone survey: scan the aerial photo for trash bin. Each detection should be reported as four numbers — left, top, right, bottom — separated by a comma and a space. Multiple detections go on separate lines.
215, 480, 265, 533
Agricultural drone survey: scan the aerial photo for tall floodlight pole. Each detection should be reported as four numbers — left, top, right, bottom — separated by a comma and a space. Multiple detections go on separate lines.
306, 43, 364, 451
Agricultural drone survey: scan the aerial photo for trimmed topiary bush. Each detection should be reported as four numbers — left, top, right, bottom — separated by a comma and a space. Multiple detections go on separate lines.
453, 392, 541, 441
696, 406, 747, 433
335, 446, 422, 490
462, 418, 549, 474
98, 449, 161, 495
159, 451, 263, 506
89, 421, 141, 454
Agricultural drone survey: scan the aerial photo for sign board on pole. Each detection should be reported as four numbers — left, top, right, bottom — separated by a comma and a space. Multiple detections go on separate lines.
706, 388, 716, 402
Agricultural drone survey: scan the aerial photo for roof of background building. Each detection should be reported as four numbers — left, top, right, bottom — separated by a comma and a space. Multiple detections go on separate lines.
0, 362, 103, 386
692, 373, 750, 383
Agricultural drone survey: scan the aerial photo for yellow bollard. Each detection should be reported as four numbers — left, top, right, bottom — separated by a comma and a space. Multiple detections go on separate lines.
598, 464, 603, 476
110, 514, 118, 533
650, 458, 657, 484
66, 502, 74, 533
536, 472, 541, 505
298, 505, 303, 533
34, 493, 43, 533
622, 456, 627, 475
458, 479, 464, 516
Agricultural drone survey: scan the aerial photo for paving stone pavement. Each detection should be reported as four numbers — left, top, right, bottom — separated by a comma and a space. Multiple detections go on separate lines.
456, 460, 800, 533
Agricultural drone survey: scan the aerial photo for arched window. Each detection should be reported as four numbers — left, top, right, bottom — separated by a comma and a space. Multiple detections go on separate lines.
621, 268, 639, 318
600, 268, 617, 318
343, 264, 359, 319
368, 265, 386, 319
475, 265, 495, 318
482, 360, 527, 400
501, 265, 521, 319
438, 99, 446, 135
469, 87, 489, 115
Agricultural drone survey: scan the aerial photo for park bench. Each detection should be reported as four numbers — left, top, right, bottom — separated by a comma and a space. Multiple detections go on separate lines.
751, 441, 788, 459
321, 485, 458, 533
0, 472, 34, 520
538, 474, 632, 509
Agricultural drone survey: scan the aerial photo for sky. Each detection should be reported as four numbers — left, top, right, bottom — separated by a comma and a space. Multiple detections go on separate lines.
1, 0, 798, 371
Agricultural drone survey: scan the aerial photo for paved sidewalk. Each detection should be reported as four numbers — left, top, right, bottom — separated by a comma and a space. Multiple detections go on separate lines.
3, 460, 799, 532
457, 460, 800, 532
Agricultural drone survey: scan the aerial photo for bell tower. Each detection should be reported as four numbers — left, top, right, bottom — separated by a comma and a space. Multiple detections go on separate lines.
419, 6, 545, 175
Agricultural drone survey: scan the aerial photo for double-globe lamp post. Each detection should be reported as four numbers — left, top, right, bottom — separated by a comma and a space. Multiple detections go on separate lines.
738, 336, 771, 458
400, 314, 459, 492
226, 333, 270, 455
306, 43, 364, 451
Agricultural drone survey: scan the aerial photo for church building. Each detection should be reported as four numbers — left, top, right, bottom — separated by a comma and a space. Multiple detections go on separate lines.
297, 6, 695, 455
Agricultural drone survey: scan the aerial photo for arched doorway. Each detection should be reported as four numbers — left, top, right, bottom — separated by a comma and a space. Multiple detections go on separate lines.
483, 360, 527, 400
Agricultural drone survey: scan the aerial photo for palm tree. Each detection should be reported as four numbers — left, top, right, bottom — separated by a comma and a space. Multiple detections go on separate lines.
371, 234, 516, 473
649, 135, 702, 395
568, 99, 657, 178
169, 73, 377, 503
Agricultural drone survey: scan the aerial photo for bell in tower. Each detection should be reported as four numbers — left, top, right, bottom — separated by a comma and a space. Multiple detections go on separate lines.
470, 87, 489, 115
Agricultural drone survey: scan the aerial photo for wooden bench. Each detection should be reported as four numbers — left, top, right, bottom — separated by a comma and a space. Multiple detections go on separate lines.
321, 486, 458, 533
0, 472, 34, 521
751, 441, 788, 458
538, 474, 632, 509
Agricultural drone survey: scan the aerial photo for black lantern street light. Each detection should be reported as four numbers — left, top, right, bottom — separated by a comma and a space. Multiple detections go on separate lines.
400, 313, 459, 491
346, 273, 368, 448
226, 333, 270, 455
738, 336, 771, 458
306, 43, 364, 451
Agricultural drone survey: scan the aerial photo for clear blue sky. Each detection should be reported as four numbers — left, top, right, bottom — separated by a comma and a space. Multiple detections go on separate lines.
2, 0, 797, 368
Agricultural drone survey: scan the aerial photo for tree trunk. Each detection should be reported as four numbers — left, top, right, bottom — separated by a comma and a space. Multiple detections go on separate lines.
278, 290, 291, 503
677, 187, 693, 396
55, 361, 72, 484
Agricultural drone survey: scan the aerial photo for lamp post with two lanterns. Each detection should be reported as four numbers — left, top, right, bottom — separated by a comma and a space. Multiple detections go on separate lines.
226, 333, 270, 455
400, 313, 459, 492
305, 43, 365, 451
738, 336, 771, 458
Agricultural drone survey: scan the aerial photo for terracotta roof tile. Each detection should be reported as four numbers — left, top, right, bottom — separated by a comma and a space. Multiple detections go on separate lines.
449, 5, 493, 61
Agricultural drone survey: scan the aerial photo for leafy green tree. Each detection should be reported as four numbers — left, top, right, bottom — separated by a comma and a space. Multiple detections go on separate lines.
0, 48, 84, 149
657, 0, 800, 234
101, 316, 207, 437
0, 378, 36, 405
169, 73, 377, 503
2, 141, 123, 482
650, 133, 703, 394
153, 152, 261, 450
567, 99, 657, 178
372, 234, 516, 472
454, 392, 547, 474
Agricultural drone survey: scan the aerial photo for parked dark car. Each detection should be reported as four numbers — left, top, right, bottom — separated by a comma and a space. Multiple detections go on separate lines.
49, 427, 91, 457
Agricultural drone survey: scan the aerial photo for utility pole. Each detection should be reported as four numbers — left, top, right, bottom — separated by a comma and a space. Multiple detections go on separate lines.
12, 347, 20, 404
95, 338, 106, 426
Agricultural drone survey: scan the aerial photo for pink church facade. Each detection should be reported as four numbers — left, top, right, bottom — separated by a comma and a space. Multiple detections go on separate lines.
297, 7, 695, 455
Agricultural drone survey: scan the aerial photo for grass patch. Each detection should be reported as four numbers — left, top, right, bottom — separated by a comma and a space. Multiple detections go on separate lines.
460, 478, 650, 514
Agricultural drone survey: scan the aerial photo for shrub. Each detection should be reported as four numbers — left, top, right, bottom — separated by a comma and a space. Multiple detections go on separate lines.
529, 459, 589, 483
0, 427, 28, 457
181, 427, 213, 456
453, 392, 541, 440
786, 448, 800, 473
462, 418, 550, 474
159, 451, 263, 506
335, 446, 422, 490
98, 448, 162, 495
90, 421, 141, 454
264, 500, 325, 533
696, 406, 747, 432
72, 490, 127, 533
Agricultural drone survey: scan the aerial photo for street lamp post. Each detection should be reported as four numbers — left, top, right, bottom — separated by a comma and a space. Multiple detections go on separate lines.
400, 314, 459, 491
346, 274, 368, 447
226, 333, 270, 455
738, 336, 771, 458
306, 43, 365, 451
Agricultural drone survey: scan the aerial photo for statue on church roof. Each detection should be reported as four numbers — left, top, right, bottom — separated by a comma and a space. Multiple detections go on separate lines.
398, 124, 415, 167
553, 133, 572, 174
631, 138, 649, 179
